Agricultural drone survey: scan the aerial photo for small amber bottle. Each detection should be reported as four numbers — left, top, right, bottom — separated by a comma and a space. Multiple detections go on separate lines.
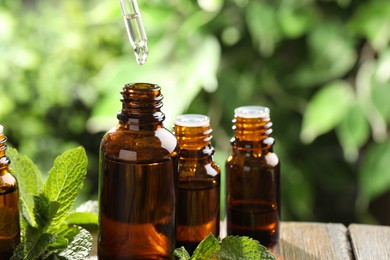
225, 106, 280, 247
98, 83, 178, 259
174, 114, 220, 254
0, 125, 20, 259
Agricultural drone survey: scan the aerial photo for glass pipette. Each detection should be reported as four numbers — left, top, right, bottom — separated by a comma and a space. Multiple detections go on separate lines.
119, 0, 148, 65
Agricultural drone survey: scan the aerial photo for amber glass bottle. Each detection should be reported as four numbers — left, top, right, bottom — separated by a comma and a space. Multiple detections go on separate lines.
98, 83, 178, 259
225, 106, 280, 248
174, 114, 220, 254
0, 125, 20, 260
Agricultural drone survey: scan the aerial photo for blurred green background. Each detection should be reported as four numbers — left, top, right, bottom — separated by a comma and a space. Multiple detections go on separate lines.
1, 0, 390, 225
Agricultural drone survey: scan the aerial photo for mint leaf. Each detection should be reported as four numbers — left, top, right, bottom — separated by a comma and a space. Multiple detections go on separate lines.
10, 242, 24, 260
58, 227, 92, 260
49, 225, 80, 250
11, 226, 56, 260
173, 247, 191, 260
44, 225, 82, 258
260, 249, 277, 260
216, 236, 275, 260
7, 147, 43, 228
66, 212, 98, 225
191, 233, 221, 260
33, 195, 61, 229
42, 147, 88, 231
9, 147, 93, 260
174, 235, 276, 260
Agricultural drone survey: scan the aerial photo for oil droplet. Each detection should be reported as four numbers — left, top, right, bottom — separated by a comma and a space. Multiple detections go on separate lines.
134, 42, 148, 65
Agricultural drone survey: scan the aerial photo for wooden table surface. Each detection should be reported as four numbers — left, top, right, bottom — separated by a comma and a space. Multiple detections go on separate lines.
272, 222, 390, 260
88, 221, 390, 259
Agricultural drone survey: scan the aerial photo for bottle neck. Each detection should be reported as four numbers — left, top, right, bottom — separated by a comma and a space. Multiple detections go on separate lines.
232, 115, 274, 151
174, 123, 214, 159
0, 133, 10, 171
117, 83, 165, 130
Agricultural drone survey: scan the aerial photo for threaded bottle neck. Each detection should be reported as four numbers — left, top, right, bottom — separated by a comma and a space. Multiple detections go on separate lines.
117, 83, 165, 130
174, 114, 214, 157
232, 106, 274, 149
0, 125, 10, 167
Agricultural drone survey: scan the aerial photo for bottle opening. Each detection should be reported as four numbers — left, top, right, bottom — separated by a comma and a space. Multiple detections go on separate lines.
125, 83, 159, 91
175, 114, 210, 127
234, 106, 270, 118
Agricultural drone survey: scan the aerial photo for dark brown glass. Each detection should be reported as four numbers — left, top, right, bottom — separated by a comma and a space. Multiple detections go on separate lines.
0, 127, 20, 260
98, 83, 178, 259
225, 107, 280, 248
174, 115, 220, 254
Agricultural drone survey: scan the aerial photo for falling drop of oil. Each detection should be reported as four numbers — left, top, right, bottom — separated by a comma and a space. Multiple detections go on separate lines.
134, 40, 148, 65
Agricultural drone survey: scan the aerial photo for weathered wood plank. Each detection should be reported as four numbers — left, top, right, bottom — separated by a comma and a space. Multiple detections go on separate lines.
349, 224, 390, 260
272, 222, 352, 260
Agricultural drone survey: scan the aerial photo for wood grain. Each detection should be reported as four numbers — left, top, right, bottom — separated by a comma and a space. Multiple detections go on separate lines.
349, 224, 390, 260
272, 222, 352, 260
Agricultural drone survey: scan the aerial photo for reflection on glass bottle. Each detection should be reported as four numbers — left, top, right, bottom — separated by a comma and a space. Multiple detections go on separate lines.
174, 114, 220, 254
0, 125, 20, 260
225, 106, 280, 248
98, 83, 178, 259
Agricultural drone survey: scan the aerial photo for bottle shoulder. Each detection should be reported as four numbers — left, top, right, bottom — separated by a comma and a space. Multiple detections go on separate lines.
178, 158, 220, 178
0, 170, 18, 194
226, 150, 279, 168
100, 126, 178, 162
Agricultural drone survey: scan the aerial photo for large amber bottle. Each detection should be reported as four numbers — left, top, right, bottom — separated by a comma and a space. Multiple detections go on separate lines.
174, 114, 220, 254
98, 83, 178, 259
225, 106, 280, 247
0, 125, 20, 259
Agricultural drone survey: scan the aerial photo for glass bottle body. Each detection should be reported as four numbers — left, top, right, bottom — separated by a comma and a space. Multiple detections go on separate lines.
174, 115, 220, 254
98, 83, 178, 259
0, 127, 20, 260
225, 107, 280, 248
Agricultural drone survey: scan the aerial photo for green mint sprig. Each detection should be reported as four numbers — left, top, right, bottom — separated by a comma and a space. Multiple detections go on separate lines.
7, 147, 98, 260
174, 233, 276, 260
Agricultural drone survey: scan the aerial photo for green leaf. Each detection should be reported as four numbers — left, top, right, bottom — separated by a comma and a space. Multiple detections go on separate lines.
174, 234, 276, 260
348, 0, 390, 51
359, 139, 390, 200
65, 212, 98, 225
33, 195, 60, 229
11, 226, 56, 260
336, 103, 370, 162
216, 236, 275, 260
42, 225, 91, 259
246, 2, 280, 56
191, 233, 221, 259
43, 225, 81, 259
57, 227, 92, 260
278, 8, 313, 38
292, 21, 357, 87
7, 147, 43, 227
42, 147, 88, 231
173, 247, 191, 260
301, 81, 354, 143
